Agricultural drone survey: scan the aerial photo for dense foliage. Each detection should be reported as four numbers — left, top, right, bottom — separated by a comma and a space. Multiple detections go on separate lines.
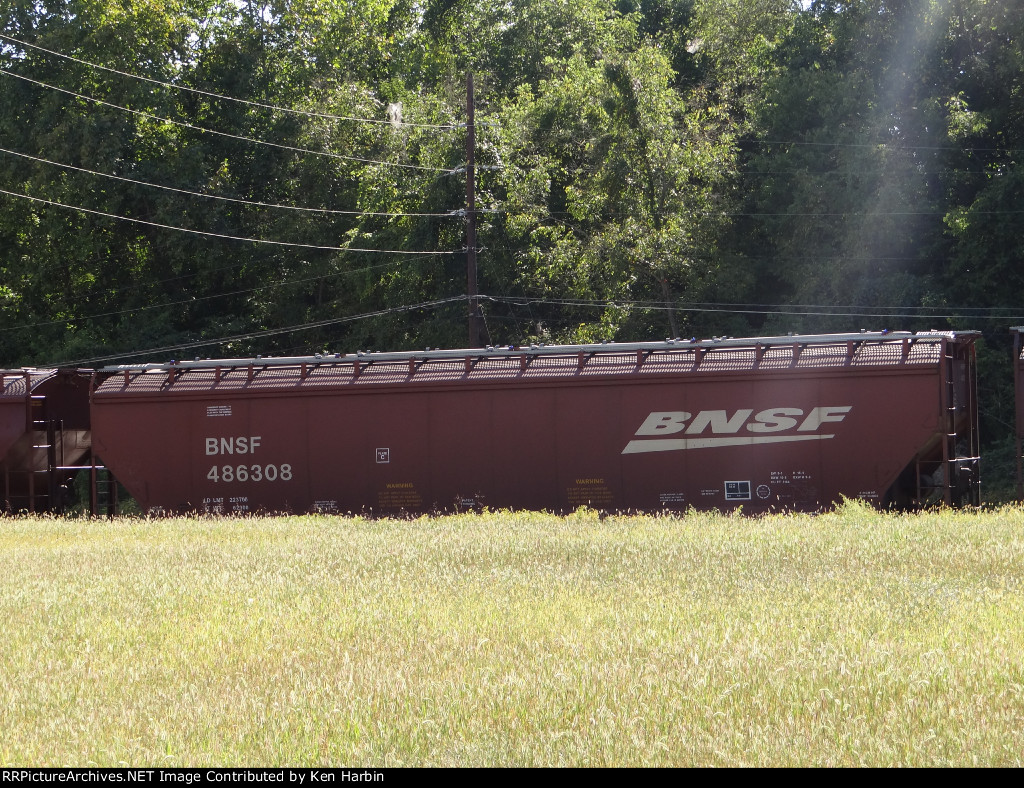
1, 0, 1022, 489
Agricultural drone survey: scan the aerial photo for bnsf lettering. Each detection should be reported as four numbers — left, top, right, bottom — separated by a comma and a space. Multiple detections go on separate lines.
796, 406, 852, 431
205, 436, 263, 455
633, 407, 851, 436
686, 409, 753, 435
635, 412, 691, 435
747, 407, 803, 433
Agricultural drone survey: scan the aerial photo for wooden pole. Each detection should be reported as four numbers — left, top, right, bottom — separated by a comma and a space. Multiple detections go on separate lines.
466, 71, 484, 347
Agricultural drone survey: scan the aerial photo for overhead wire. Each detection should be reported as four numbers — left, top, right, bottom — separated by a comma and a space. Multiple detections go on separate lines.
11, 31, 1010, 162
0, 146, 459, 217
512, 124, 1024, 157
619, 299, 1022, 313
56, 296, 470, 367
0, 32, 464, 130
1, 179, 1012, 334
745, 138, 1024, 155
488, 294, 1024, 313
4, 37, 1018, 352
527, 205, 1024, 218
0, 70, 457, 173
732, 168, 1001, 177
9, 269, 1014, 339
478, 295, 1024, 322
4, 72, 1010, 219
0, 55, 467, 346
0, 186, 460, 253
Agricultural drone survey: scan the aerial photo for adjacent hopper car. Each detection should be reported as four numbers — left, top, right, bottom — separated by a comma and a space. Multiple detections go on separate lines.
83, 330, 981, 516
0, 368, 94, 513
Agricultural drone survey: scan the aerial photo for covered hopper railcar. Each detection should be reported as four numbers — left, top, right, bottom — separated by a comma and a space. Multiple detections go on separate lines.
89, 330, 981, 516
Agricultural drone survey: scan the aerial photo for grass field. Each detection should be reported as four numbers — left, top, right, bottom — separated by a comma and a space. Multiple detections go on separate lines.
2, 502, 1024, 767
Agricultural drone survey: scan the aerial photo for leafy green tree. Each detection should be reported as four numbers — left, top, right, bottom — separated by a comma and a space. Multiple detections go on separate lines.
1, 0, 226, 364
485, 43, 735, 342
732, 0, 962, 333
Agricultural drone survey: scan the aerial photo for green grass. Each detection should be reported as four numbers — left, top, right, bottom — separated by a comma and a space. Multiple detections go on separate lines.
2, 502, 1024, 766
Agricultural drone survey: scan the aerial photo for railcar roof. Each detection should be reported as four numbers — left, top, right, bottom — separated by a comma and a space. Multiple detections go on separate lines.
92, 330, 979, 396
0, 368, 59, 398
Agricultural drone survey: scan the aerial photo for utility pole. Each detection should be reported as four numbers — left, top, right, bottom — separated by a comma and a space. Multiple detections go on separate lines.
466, 71, 484, 348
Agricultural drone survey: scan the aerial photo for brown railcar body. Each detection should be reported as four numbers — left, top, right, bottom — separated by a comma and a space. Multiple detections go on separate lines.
89, 331, 981, 516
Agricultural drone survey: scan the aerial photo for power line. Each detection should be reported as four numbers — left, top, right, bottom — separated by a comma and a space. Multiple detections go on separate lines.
721, 209, 1024, 217
7, 260, 1014, 338
664, 300, 1022, 313
0, 70, 457, 173
55, 296, 469, 367
506, 296, 1023, 313
478, 295, 1024, 321
0, 146, 458, 217
517, 125, 1024, 156
743, 138, 1024, 155
531, 205, 1023, 218
0, 158, 991, 264
0, 186, 459, 253
734, 167, 997, 177
5, 175, 1003, 268
0, 33, 464, 130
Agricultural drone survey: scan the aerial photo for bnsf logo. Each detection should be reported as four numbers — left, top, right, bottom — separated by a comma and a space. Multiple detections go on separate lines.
206, 436, 262, 455
622, 407, 851, 455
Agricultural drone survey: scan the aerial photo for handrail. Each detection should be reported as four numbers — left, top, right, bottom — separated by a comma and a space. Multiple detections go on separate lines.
97, 330, 981, 375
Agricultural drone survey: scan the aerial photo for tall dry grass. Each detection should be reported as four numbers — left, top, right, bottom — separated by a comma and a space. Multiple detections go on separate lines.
2, 501, 1023, 766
